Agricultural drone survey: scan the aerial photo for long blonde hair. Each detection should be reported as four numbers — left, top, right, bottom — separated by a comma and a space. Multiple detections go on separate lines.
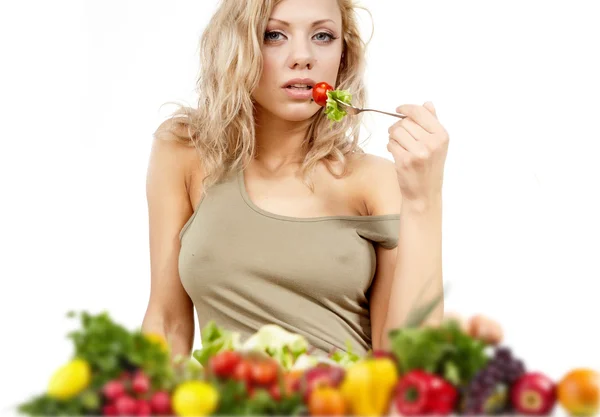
156, 0, 373, 193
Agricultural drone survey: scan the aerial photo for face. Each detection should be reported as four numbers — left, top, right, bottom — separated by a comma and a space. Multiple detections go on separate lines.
251, 0, 344, 122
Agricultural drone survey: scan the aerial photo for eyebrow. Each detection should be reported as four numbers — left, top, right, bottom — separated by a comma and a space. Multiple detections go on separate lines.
268, 18, 336, 27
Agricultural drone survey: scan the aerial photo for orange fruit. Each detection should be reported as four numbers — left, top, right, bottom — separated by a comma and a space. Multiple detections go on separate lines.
308, 386, 346, 416
557, 368, 600, 416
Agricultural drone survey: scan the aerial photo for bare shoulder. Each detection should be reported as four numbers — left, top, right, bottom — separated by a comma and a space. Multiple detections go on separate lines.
349, 153, 402, 216
149, 118, 203, 189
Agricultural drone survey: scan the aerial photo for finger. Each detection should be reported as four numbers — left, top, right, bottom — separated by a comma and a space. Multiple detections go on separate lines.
389, 124, 427, 155
396, 103, 442, 134
423, 101, 437, 118
387, 137, 408, 161
397, 118, 430, 141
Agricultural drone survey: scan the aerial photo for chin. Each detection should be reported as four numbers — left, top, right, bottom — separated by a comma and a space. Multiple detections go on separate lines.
276, 101, 321, 122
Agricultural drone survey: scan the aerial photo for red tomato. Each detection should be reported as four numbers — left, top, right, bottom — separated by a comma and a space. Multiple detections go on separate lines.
312, 82, 333, 106
269, 383, 282, 401
209, 350, 242, 378
233, 359, 253, 386
251, 360, 279, 386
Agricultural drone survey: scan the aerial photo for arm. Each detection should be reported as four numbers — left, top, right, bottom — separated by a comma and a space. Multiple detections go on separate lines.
365, 156, 504, 350
364, 156, 444, 351
141, 120, 199, 360
381, 196, 444, 347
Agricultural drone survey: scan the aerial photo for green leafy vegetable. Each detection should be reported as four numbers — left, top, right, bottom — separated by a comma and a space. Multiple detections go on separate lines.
17, 310, 175, 416
17, 390, 99, 417
325, 89, 352, 122
389, 319, 490, 387
193, 322, 309, 370
329, 341, 361, 368
192, 321, 242, 366
65, 311, 174, 390
242, 324, 309, 370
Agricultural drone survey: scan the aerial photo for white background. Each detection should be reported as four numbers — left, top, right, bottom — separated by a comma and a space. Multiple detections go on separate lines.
1, 0, 599, 414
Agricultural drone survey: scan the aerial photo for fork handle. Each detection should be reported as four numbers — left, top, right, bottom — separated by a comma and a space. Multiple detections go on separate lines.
364, 108, 406, 119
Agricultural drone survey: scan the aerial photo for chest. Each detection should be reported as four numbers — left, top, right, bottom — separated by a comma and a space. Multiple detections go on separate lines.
178, 199, 377, 304
188, 164, 368, 219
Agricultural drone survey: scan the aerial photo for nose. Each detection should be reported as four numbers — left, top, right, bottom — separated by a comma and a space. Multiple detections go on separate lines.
288, 38, 316, 70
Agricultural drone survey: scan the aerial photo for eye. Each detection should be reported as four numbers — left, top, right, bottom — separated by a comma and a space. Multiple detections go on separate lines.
313, 32, 335, 43
264, 31, 285, 42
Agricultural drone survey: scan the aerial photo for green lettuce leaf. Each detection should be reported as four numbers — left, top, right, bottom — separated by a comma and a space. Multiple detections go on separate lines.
389, 320, 490, 387
324, 89, 352, 122
242, 324, 308, 370
192, 321, 242, 366
328, 341, 361, 368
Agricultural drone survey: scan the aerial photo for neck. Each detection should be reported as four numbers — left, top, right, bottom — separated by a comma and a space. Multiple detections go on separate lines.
253, 106, 314, 173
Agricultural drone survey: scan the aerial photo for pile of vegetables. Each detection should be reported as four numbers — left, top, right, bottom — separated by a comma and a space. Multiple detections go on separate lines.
16, 308, 600, 417
19, 312, 600, 416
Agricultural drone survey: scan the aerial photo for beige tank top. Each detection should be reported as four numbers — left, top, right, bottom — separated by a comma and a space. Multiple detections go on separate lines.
179, 169, 400, 357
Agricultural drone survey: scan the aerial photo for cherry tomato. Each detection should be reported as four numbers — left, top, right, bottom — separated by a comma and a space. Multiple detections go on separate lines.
209, 350, 242, 378
250, 360, 279, 386
312, 82, 333, 107
233, 359, 253, 386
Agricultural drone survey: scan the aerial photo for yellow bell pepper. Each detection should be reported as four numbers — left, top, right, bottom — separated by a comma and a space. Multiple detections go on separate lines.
340, 357, 399, 416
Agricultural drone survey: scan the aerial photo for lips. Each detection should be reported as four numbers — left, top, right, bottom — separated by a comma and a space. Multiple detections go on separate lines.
281, 78, 316, 100
282, 78, 316, 88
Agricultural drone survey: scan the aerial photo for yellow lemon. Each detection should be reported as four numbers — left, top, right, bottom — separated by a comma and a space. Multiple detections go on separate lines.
144, 332, 170, 352
47, 358, 92, 400
172, 381, 219, 416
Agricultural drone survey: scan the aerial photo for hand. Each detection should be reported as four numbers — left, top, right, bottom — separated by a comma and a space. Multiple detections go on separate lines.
444, 312, 504, 345
387, 102, 450, 208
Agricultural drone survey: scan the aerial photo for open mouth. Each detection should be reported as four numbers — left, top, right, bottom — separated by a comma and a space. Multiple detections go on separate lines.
285, 85, 313, 90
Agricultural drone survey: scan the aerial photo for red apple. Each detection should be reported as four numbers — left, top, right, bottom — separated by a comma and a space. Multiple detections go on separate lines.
511, 372, 557, 415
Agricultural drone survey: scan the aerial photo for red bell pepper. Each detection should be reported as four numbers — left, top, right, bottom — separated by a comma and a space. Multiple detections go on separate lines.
394, 370, 458, 416
394, 370, 432, 415
426, 374, 458, 415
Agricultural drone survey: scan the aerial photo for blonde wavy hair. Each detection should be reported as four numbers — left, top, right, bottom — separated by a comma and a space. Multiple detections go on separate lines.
156, 0, 373, 193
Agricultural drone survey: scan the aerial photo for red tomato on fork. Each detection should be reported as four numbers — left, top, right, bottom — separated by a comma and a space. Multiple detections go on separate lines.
312, 82, 334, 106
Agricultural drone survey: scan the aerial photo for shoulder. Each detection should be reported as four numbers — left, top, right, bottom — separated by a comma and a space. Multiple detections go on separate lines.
149, 118, 202, 185
148, 119, 201, 194
349, 153, 402, 216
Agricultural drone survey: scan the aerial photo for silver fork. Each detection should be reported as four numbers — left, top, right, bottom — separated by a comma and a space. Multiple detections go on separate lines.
332, 98, 406, 119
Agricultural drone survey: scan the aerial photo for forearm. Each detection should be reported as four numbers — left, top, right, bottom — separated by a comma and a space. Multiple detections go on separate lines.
381, 198, 445, 350
167, 329, 194, 360
142, 314, 194, 361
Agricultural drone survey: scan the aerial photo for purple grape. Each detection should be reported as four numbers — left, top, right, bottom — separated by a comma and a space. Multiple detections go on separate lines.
461, 347, 528, 415
494, 346, 512, 360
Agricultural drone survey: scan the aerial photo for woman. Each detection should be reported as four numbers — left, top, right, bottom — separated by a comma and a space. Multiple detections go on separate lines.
142, 0, 501, 360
